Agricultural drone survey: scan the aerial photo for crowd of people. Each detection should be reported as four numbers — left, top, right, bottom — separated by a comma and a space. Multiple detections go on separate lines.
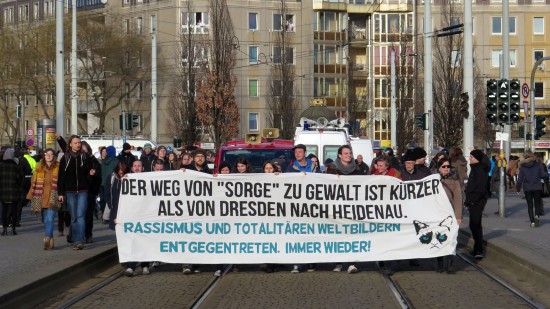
1, 136, 547, 278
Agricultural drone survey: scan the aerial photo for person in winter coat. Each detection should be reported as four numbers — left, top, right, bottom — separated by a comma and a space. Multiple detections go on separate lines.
26, 148, 60, 249
401, 149, 430, 181
81, 141, 102, 243
139, 143, 157, 172
100, 146, 118, 223
117, 143, 136, 167
327, 145, 369, 275
105, 161, 130, 231
465, 149, 491, 259
286, 144, 319, 174
58, 135, 96, 250
0, 148, 24, 236
436, 157, 463, 273
448, 146, 468, 191
516, 151, 548, 227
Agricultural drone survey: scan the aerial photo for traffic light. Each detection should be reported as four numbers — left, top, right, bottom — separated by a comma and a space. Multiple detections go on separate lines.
486, 79, 498, 123
131, 114, 141, 129
509, 79, 521, 123
415, 113, 427, 130
535, 116, 546, 140
16, 105, 22, 118
119, 113, 132, 131
460, 92, 469, 119
497, 79, 509, 123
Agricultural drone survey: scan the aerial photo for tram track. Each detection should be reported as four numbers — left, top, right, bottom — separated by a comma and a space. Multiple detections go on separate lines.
49, 252, 546, 308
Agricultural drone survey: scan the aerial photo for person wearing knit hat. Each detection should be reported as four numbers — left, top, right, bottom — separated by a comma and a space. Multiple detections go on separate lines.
402, 149, 429, 181
122, 143, 131, 151
412, 147, 430, 176
465, 149, 491, 259
469, 149, 484, 162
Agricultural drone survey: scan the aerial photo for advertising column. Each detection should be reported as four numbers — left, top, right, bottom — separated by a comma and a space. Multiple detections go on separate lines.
37, 119, 57, 150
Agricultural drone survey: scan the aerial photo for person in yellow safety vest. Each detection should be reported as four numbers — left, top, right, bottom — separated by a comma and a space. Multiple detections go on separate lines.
16, 147, 37, 227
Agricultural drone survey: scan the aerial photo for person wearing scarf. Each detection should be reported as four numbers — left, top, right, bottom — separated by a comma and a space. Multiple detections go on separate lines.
327, 145, 369, 274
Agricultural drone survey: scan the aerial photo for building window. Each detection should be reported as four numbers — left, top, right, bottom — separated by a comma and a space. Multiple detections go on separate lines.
136, 17, 143, 34
249, 46, 259, 64
125, 83, 130, 100
274, 13, 295, 32
182, 12, 209, 34
273, 47, 294, 64
124, 19, 130, 34
273, 80, 282, 96
34, 94, 39, 106
137, 82, 143, 100
491, 49, 517, 67
249, 80, 258, 97
249, 13, 258, 30
451, 50, 461, 68
33, 3, 39, 19
534, 50, 544, 69
534, 17, 544, 35
535, 82, 544, 98
248, 113, 259, 131
492, 17, 516, 35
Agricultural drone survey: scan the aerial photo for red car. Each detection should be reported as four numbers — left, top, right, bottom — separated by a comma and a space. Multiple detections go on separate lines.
215, 138, 295, 173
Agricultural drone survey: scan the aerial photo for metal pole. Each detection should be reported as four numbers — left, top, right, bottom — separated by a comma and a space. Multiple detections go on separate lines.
463, 0, 474, 155
530, 56, 550, 152
71, 0, 78, 135
151, 15, 158, 142
55, 0, 65, 136
423, 0, 433, 151
390, 50, 396, 149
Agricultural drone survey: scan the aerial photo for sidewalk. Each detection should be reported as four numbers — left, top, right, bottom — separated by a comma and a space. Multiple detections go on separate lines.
0, 207, 117, 307
460, 191, 550, 286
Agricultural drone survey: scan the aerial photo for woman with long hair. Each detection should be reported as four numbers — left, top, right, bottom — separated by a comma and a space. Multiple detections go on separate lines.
26, 148, 60, 249
436, 157, 463, 273
235, 157, 253, 173
105, 161, 131, 231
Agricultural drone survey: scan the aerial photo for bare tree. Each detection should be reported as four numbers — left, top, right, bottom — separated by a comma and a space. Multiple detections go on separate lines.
168, 1, 202, 148
389, 28, 415, 151
76, 13, 148, 134
266, 0, 300, 139
196, 0, 239, 148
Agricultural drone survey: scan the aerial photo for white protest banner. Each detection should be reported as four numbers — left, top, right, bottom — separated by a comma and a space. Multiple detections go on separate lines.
116, 171, 458, 264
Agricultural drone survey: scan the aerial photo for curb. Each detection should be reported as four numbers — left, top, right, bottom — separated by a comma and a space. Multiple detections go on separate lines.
458, 228, 550, 290
0, 247, 119, 309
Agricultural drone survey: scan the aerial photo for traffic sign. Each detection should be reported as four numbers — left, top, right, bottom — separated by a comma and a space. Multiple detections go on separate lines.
522, 83, 529, 98
26, 128, 34, 137
26, 139, 34, 147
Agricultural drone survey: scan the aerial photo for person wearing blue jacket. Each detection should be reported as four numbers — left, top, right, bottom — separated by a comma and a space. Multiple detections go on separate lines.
516, 151, 548, 228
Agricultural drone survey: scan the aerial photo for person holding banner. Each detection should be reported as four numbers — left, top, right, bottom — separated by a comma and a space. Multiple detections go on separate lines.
286, 144, 320, 174
371, 154, 401, 275
436, 157, 463, 273
234, 157, 253, 173
465, 149, 490, 259
186, 149, 212, 174
401, 149, 429, 181
286, 144, 320, 273
327, 145, 370, 274
181, 149, 212, 274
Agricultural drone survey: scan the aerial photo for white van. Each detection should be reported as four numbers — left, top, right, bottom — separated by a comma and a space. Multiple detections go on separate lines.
80, 135, 157, 153
349, 137, 374, 168
294, 129, 349, 169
